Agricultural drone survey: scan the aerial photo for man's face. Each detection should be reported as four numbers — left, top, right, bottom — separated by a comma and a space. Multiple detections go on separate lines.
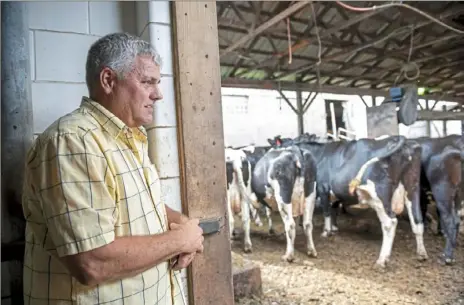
111, 55, 162, 127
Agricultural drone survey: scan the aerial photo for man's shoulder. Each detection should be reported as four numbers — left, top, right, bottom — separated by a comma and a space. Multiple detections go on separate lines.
31, 106, 105, 160
38, 107, 101, 142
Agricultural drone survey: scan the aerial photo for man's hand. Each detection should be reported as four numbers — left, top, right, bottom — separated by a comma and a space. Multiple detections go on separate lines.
165, 205, 189, 225
169, 219, 204, 254
171, 252, 196, 271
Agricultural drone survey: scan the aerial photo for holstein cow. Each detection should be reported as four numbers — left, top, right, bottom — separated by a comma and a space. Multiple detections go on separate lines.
415, 135, 464, 265
274, 135, 428, 268
250, 145, 318, 262
225, 147, 269, 253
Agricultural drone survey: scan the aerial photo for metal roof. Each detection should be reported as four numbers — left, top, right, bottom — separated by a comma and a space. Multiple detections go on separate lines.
217, 1, 464, 102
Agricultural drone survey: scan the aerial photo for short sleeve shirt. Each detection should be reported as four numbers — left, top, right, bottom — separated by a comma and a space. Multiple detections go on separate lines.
22, 97, 187, 305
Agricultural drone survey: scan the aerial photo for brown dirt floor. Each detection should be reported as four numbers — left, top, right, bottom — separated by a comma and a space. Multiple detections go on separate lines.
232, 206, 464, 305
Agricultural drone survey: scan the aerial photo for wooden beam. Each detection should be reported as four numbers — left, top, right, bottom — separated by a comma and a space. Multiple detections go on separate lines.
276, 7, 464, 80
221, 78, 464, 103
418, 110, 464, 121
220, 1, 309, 57
172, 2, 234, 305
277, 90, 298, 114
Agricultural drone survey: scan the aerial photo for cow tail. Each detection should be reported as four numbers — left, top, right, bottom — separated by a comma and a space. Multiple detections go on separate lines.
233, 158, 261, 210
289, 145, 305, 177
454, 137, 464, 160
349, 136, 406, 195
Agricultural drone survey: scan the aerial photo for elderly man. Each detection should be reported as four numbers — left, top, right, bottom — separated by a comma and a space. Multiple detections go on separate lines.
21, 33, 203, 304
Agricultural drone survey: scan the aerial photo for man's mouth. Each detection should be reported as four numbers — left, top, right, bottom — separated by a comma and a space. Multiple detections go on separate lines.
145, 104, 154, 109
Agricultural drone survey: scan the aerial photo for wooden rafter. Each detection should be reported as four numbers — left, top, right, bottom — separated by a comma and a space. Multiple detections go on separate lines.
220, 1, 310, 57
217, 1, 464, 99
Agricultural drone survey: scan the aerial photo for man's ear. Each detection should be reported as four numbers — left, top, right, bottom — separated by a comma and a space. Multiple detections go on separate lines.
100, 67, 116, 94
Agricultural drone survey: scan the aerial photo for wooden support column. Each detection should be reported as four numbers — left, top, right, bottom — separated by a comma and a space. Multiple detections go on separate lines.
296, 89, 304, 135
172, 2, 234, 305
442, 105, 447, 136
425, 99, 431, 136
1, 2, 34, 304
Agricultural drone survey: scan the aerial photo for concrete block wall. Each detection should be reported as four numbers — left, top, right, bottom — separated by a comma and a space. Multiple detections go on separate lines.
28, 1, 137, 136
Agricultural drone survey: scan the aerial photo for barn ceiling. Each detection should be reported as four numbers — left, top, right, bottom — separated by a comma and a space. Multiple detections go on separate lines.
217, 1, 464, 102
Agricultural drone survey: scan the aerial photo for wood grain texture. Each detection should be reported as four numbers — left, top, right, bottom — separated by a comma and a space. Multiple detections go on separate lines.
171, 2, 234, 304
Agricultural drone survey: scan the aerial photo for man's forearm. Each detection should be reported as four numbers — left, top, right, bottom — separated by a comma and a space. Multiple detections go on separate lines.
165, 204, 189, 224
66, 230, 185, 286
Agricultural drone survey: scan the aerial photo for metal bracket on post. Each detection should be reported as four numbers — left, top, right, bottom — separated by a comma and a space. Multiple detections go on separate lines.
199, 217, 222, 236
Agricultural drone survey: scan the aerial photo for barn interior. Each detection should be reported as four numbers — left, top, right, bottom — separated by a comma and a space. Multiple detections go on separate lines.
219, 1, 464, 304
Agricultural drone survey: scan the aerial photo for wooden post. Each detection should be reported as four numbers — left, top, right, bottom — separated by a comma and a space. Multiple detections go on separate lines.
425, 99, 431, 136
442, 105, 447, 136
296, 89, 304, 135
172, 2, 234, 305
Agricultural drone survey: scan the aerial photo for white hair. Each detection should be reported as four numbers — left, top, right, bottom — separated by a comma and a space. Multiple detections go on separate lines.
85, 32, 162, 93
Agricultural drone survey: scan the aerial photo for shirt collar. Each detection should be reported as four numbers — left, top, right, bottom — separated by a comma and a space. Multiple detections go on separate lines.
80, 97, 148, 142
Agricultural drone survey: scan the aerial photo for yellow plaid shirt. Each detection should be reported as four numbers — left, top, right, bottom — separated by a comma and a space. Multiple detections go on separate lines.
22, 97, 186, 305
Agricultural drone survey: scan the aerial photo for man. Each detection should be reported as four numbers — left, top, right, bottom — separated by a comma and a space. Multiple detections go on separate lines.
21, 32, 203, 304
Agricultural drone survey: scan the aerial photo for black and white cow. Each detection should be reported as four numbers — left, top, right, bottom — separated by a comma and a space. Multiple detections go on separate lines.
415, 135, 464, 265
225, 147, 265, 252
273, 135, 428, 268
250, 145, 318, 262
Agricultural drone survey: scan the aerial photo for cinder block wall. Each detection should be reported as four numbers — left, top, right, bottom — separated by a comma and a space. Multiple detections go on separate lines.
28, 1, 137, 135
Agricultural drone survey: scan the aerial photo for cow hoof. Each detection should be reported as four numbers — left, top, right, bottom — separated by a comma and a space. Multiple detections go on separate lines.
269, 228, 276, 236
374, 261, 387, 271
243, 247, 252, 254
438, 255, 455, 266
321, 230, 334, 238
416, 253, 428, 262
281, 254, 295, 263
307, 250, 318, 258
331, 225, 339, 232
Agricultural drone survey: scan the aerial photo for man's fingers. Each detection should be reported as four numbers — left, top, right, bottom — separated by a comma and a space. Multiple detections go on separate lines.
172, 253, 196, 271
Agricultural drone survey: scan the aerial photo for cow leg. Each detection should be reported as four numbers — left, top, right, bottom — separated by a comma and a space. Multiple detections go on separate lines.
320, 193, 333, 238
330, 200, 341, 232
265, 207, 275, 235
435, 199, 458, 265
404, 187, 428, 261
277, 201, 296, 262
241, 198, 253, 253
250, 205, 263, 227
357, 180, 397, 268
303, 182, 318, 258
271, 180, 296, 262
227, 194, 236, 242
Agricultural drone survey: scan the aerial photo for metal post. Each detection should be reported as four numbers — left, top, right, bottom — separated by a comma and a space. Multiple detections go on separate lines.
1, 2, 34, 303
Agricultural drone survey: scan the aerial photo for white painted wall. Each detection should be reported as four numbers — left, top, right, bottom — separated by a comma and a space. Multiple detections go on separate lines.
221, 88, 461, 147
26, 0, 189, 300
221, 87, 327, 147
